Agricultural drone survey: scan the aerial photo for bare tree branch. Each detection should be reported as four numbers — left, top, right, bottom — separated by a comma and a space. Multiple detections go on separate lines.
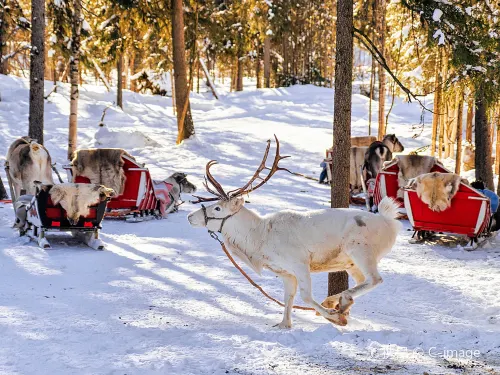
353, 26, 437, 114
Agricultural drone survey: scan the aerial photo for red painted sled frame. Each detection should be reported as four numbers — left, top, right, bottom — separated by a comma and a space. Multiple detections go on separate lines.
22, 188, 108, 249
373, 158, 450, 209
64, 154, 171, 220
404, 184, 491, 240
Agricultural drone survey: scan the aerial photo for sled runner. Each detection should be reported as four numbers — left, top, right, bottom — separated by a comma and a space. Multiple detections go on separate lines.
64, 150, 174, 221
404, 182, 491, 249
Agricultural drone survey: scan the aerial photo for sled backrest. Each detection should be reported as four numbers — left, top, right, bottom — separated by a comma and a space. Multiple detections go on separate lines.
374, 157, 449, 207
65, 154, 152, 210
34, 189, 107, 229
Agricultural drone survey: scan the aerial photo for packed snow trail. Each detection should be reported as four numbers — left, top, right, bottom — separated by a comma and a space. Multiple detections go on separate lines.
0, 76, 499, 374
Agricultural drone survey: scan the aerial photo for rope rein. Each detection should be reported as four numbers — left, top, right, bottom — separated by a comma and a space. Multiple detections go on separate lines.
208, 230, 315, 312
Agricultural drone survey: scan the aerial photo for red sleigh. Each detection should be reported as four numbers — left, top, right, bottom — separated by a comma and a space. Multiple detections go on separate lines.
64, 150, 174, 221
372, 156, 491, 246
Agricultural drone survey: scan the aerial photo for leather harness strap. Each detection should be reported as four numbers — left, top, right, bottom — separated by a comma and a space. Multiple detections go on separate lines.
206, 227, 315, 312
201, 204, 237, 233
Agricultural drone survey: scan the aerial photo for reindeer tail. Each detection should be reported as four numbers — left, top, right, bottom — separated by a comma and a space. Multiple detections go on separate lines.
377, 196, 400, 221
29, 141, 42, 153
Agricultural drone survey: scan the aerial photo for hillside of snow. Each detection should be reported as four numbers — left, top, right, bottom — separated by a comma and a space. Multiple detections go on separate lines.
0, 76, 499, 375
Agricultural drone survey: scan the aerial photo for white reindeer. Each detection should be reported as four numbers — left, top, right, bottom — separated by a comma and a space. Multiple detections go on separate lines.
188, 137, 401, 328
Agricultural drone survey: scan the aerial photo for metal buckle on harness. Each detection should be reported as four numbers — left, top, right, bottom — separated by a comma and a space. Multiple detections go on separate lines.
208, 230, 224, 245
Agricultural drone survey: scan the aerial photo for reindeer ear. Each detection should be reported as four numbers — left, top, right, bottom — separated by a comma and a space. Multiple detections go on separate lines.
406, 178, 417, 189
230, 196, 245, 211
34, 180, 52, 193
174, 173, 186, 183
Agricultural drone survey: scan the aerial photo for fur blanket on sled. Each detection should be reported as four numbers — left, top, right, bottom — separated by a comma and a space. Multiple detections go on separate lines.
71, 148, 134, 195
406, 172, 466, 212
392, 155, 442, 199
36, 182, 115, 225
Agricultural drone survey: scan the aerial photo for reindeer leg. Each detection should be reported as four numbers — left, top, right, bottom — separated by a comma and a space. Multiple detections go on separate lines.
320, 266, 365, 313
273, 274, 297, 329
294, 267, 348, 326
335, 249, 383, 306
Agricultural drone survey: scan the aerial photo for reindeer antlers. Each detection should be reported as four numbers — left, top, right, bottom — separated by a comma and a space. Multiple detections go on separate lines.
191, 135, 291, 204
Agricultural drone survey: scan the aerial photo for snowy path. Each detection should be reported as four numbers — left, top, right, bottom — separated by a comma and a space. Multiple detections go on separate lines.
0, 77, 499, 374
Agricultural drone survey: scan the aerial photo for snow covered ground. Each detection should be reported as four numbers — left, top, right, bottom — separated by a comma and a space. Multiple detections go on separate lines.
0, 75, 499, 375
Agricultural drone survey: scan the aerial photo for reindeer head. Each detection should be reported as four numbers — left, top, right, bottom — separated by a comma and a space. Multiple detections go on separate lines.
187, 135, 291, 233
170, 172, 197, 194
382, 134, 404, 153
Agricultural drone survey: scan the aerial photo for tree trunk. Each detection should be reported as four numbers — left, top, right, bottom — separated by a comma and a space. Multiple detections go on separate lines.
368, 57, 375, 136
446, 94, 458, 159
466, 96, 474, 143
455, 94, 464, 175
28, 0, 46, 144
495, 106, 500, 179
236, 48, 244, 91
67, 0, 82, 160
0, 0, 6, 75
438, 51, 448, 159
431, 49, 442, 156
129, 52, 135, 92
172, 0, 194, 144
438, 98, 446, 159
117, 55, 123, 108
230, 58, 236, 92
474, 88, 494, 190
328, 272, 349, 296
329, 0, 353, 297
256, 42, 262, 89
130, 49, 141, 92
0, 178, 8, 200
376, 0, 386, 140
263, 35, 271, 88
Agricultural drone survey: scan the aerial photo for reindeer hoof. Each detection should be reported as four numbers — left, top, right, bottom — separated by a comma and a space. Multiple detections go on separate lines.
273, 322, 292, 329
325, 309, 348, 326
338, 295, 354, 314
